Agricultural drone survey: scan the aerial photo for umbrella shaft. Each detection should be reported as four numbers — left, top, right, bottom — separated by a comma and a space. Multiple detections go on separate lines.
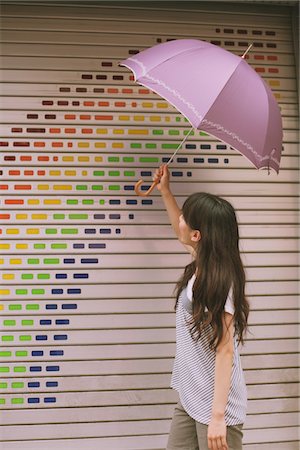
166, 127, 194, 165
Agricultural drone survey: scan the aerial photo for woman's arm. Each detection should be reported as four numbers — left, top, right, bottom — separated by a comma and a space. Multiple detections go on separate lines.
208, 312, 234, 450
154, 165, 194, 254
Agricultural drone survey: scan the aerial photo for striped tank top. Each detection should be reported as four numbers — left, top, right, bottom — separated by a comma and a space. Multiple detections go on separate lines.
171, 275, 247, 426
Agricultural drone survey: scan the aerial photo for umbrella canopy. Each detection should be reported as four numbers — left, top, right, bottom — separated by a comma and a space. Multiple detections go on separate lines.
120, 39, 282, 194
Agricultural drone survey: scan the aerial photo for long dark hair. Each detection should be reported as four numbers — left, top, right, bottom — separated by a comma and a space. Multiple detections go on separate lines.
175, 192, 249, 350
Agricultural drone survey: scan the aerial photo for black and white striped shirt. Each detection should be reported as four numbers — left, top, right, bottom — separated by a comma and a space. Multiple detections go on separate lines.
171, 275, 247, 426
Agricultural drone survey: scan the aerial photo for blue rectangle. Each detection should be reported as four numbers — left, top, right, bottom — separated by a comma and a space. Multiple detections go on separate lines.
32, 351, 43, 357
62, 304, 77, 310
50, 350, 64, 356
30, 366, 42, 372
36, 335, 47, 341
28, 382, 40, 388
46, 381, 58, 387
54, 335, 68, 340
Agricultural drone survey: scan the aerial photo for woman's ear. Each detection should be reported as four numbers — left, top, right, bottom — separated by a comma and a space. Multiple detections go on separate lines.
191, 229, 201, 242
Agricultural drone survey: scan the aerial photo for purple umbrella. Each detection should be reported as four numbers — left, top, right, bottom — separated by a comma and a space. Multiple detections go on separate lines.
120, 39, 282, 196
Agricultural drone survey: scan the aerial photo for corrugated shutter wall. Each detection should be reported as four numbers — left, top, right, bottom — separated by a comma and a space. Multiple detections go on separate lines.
0, 2, 299, 449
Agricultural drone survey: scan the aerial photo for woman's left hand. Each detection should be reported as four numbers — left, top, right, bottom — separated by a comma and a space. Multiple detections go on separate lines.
207, 417, 228, 450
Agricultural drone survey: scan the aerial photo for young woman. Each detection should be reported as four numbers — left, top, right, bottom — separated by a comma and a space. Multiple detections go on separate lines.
153, 165, 249, 450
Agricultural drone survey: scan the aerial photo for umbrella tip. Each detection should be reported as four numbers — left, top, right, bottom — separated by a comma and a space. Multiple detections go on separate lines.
241, 43, 253, 59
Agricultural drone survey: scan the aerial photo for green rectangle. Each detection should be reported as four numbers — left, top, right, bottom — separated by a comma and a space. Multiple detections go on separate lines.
2, 336, 14, 342
69, 214, 88, 220
15, 351, 27, 357
124, 171, 135, 177
45, 229, 58, 234
3, 320, 16, 326
108, 157, 119, 162
37, 275, 50, 281
54, 214, 65, 219
19, 335, 32, 341
67, 199, 78, 205
9, 305, 22, 311
26, 304, 39, 310
28, 259, 40, 265
61, 229, 78, 234
93, 171, 105, 176
92, 185, 103, 190
0, 399, 5, 404
76, 185, 88, 190
83, 200, 94, 205
130, 143, 141, 148
0, 383, 8, 388
51, 244, 67, 249
109, 185, 120, 191
12, 382, 24, 388
152, 129, 163, 135
145, 143, 157, 149
14, 367, 26, 373
169, 130, 180, 135
34, 244, 45, 249
109, 171, 120, 176
140, 157, 159, 163
123, 157, 134, 162
22, 320, 34, 326
0, 367, 9, 373
31, 287, 44, 294
43, 259, 59, 264
162, 144, 178, 149
0, 352, 11, 357
11, 398, 24, 404
21, 274, 33, 279
16, 289, 28, 295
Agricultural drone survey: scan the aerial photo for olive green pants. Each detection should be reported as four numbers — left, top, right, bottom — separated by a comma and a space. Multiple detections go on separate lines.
167, 401, 243, 450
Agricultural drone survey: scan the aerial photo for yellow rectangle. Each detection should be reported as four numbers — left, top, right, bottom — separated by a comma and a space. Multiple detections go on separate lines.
119, 115, 130, 121
0, 290, 10, 295
50, 171, 61, 176
28, 199, 40, 205
6, 229, 19, 235
16, 214, 28, 220
53, 185, 72, 190
38, 185, 49, 190
269, 80, 280, 87
150, 116, 161, 122
142, 102, 153, 108
78, 142, 90, 148
31, 214, 47, 220
16, 244, 28, 249
94, 157, 103, 162
0, 244, 10, 250
113, 129, 124, 134
26, 229, 40, 234
157, 102, 168, 108
78, 157, 89, 162
10, 259, 22, 265
62, 156, 74, 162
128, 129, 149, 135
112, 143, 124, 149
64, 171, 76, 176
94, 143, 106, 148
2, 274, 14, 280
96, 129, 108, 134
44, 199, 61, 205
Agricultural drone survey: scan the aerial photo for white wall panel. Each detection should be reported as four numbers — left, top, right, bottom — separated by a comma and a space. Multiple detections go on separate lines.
0, 1, 299, 449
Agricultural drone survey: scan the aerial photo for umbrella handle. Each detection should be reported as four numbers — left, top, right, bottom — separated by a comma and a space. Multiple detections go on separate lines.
134, 179, 160, 197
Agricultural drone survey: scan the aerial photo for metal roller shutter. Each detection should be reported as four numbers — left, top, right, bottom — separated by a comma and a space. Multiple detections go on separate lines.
0, 2, 299, 449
